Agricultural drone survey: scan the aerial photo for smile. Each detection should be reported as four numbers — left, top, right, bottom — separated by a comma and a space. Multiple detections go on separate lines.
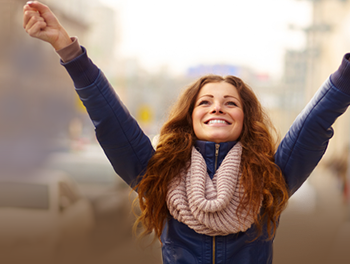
206, 119, 231, 125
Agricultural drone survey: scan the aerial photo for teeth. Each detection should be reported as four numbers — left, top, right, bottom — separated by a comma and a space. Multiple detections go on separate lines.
208, 120, 227, 124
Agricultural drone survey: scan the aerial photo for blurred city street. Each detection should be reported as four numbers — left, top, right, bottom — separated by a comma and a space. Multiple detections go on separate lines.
274, 166, 350, 264
3, 162, 348, 264
73, 166, 350, 264
56, 165, 350, 264
2, 0, 350, 263
54, 189, 163, 264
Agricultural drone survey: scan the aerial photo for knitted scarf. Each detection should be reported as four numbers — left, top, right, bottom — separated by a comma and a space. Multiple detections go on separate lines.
166, 142, 257, 236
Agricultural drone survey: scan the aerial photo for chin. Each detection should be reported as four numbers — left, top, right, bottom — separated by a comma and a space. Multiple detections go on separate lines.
209, 137, 232, 143
198, 133, 238, 143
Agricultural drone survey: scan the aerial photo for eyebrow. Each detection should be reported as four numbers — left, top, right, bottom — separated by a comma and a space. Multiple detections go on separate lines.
198, 94, 240, 100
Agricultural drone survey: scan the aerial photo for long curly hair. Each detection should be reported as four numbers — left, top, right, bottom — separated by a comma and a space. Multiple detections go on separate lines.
133, 75, 289, 241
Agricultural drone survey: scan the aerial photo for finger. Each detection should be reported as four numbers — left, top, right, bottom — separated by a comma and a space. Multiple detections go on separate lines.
23, 10, 40, 29
26, 1, 51, 16
23, 2, 37, 11
25, 15, 45, 33
26, 20, 47, 39
23, 3, 38, 19
26, 1, 60, 29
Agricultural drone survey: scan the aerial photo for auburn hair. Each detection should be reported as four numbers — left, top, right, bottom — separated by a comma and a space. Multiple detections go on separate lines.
133, 75, 289, 241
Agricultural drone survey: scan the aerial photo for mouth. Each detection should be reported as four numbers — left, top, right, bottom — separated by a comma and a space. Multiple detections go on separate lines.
205, 119, 232, 125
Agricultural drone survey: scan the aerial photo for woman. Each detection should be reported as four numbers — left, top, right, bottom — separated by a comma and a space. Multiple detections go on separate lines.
23, 2, 350, 263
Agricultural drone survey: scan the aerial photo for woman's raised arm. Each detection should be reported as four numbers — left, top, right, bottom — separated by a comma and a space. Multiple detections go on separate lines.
275, 54, 350, 196
22, 1, 155, 187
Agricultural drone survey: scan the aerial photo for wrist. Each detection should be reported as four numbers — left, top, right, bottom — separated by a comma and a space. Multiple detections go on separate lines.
56, 37, 82, 63
52, 30, 72, 51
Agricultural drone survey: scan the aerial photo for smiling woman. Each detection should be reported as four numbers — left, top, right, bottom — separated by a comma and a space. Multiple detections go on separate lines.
192, 81, 244, 143
137, 73, 286, 248
23, 1, 350, 264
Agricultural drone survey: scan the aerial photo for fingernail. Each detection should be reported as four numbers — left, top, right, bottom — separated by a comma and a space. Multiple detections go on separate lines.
27, 1, 34, 4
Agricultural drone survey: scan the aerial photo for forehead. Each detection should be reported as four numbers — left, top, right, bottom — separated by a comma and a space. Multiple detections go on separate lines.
197, 82, 240, 99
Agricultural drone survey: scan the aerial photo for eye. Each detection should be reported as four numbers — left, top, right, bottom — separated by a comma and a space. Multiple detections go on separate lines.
227, 101, 238, 107
198, 100, 209, 106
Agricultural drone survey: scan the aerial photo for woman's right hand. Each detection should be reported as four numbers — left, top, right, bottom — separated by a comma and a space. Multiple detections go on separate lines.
23, 1, 72, 50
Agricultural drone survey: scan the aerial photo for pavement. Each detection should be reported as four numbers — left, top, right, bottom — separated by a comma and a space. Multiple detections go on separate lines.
57, 166, 349, 264
3, 166, 348, 264
84, 166, 350, 264
56, 190, 163, 264
273, 166, 350, 264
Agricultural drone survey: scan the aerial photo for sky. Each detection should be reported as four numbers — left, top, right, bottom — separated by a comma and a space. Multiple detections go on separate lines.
100, 0, 312, 77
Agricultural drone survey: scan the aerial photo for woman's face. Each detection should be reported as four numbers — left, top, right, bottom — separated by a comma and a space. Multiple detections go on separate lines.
192, 81, 244, 143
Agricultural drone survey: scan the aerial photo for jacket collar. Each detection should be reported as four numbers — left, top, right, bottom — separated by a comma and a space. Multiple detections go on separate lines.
194, 140, 237, 179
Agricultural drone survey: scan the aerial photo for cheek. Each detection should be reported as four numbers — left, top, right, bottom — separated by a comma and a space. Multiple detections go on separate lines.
239, 113, 244, 126
192, 108, 202, 123
237, 112, 245, 134
233, 110, 244, 124
191, 109, 205, 137
234, 111, 245, 135
191, 111, 200, 131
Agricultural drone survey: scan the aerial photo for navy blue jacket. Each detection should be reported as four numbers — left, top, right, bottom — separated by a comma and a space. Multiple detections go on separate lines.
61, 49, 350, 263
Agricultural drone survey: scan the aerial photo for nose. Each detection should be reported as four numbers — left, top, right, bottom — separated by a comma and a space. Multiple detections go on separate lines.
211, 102, 224, 114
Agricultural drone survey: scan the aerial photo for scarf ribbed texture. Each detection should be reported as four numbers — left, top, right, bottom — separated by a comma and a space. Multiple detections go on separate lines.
166, 142, 257, 236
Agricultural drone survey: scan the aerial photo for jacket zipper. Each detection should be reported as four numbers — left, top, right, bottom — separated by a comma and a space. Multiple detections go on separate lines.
213, 144, 219, 264
214, 144, 220, 171
213, 236, 216, 264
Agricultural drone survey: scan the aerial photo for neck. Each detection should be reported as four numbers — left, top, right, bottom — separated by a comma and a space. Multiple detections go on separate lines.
194, 140, 237, 178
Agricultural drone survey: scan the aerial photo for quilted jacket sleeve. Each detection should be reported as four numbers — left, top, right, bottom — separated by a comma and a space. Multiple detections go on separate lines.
275, 54, 350, 196
61, 47, 155, 188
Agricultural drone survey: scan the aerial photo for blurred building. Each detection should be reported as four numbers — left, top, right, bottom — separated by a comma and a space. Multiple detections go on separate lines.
277, 0, 350, 156
85, 2, 120, 78
117, 61, 193, 136
274, 49, 308, 136
0, 0, 91, 172
301, 0, 350, 161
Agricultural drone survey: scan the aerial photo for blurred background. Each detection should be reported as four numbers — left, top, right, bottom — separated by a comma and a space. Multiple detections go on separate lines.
1, 0, 350, 263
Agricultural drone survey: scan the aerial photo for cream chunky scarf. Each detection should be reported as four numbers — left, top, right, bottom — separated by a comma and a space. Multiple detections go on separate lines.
166, 142, 257, 236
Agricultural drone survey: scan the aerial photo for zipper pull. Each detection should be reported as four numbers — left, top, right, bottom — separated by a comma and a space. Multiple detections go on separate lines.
214, 144, 220, 171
